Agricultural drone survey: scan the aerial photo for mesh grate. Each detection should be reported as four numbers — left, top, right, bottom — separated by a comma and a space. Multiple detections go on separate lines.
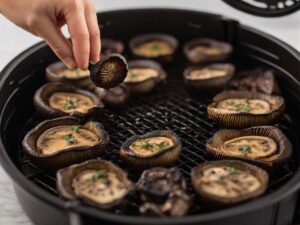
18, 64, 297, 215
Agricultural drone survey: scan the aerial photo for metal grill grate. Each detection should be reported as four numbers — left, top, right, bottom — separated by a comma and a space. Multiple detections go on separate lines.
19, 64, 297, 215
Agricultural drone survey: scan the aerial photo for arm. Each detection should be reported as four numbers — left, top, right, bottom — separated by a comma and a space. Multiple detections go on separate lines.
0, 0, 101, 69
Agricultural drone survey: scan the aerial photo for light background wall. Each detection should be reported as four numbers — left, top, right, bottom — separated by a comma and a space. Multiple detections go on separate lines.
0, 1, 299, 225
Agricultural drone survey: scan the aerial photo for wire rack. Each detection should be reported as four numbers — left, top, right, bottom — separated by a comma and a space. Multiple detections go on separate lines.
18, 64, 298, 216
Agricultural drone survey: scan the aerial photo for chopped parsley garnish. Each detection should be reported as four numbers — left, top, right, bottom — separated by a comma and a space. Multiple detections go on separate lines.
72, 125, 81, 133
134, 139, 169, 152
64, 100, 74, 110
216, 176, 225, 184
62, 134, 75, 144
234, 103, 251, 112
225, 166, 237, 175
156, 141, 169, 150
130, 73, 137, 81
240, 145, 252, 156
140, 140, 153, 150
93, 170, 108, 184
151, 43, 161, 51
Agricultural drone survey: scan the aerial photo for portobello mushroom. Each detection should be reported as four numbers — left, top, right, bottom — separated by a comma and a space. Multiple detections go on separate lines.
22, 116, 109, 169
45, 61, 93, 89
57, 159, 133, 210
183, 38, 233, 64
89, 53, 128, 89
120, 130, 181, 169
206, 126, 292, 169
191, 160, 269, 205
101, 38, 124, 58
136, 167, 191, 216
207, 91, 285, 128
229, 69, 281, 95
34, 82, 103, 118
129, 33, 178, 61
184, 63, 235, 94
124, 60, 167, 94
93, 84, 129, 107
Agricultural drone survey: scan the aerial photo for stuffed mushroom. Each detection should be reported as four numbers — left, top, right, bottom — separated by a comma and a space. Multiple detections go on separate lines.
206, 126, 292, 169
57, 159, 133, 210
22, 116, 110, 169
183, 38, 233, 64
124, 60, 167, 94
120, 130, 181, 168
207, 91, 285, 128
34, 82, 103, 118
191, 160, 269, 205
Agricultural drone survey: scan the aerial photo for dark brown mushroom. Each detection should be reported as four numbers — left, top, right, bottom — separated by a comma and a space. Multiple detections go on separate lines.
124, 59, 167, 94
136, 167, 191, 216
57, 159, 133, 210
120, 130, 181, 169
184, 63, 235, 94
129, 33, 178, 61
101, 38, 124, 58
191, 160, 269, 205
34, 82, 103, 118
207, 91, 285, 128
229, 69, 281, 95
206, 126, 292, 169
89, 53, 128, 89
93, 84, 129, 107
22, 116, 110, 169
183, 38, 233, 64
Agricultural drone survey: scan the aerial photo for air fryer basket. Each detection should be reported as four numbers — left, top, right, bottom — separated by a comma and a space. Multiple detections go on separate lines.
0, 8, 300, 225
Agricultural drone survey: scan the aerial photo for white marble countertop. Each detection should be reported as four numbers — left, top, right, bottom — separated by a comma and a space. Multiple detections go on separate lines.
0, 1, 299, 224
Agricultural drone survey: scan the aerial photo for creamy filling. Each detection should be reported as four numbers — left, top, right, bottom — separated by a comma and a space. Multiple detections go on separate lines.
221, 136, 277, 158
57, 68, 90, 79
199, 166, 261, 199
37, 125, 99, 155
187, 68, 227, 80
49, 92, 96, 113
217, 98, 271, 114
129, 136, 174, 156
72, 169, 128, 205
125, 68, 159, 83
191, 46, 221, 56
135, 41, 173, 57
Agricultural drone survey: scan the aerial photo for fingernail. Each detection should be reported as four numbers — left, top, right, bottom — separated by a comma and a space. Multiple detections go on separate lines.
64, 57, 76, 69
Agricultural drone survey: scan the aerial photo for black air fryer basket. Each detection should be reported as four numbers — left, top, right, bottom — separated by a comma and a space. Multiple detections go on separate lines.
0, 8, 300, 225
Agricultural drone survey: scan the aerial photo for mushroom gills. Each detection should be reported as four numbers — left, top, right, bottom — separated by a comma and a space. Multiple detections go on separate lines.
200, 166, 261, 199
49, 92, 96, 113
222, 136, 277, 158
187, 68, 227, 80
125, 68, 159, 82
135, 40, 173, 57
37, 125, 100, 155
57, 68, 90, 79
217, 98, 271, 114
72, 169, 128, 205
129, 137, 174, 156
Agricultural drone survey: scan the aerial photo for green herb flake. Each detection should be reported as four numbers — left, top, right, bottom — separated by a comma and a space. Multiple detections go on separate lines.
140, 139, 153, 150
240, 145, 252, 156
216, 176, 225, 184
234, 103, 251, 113
62, 134, 75, 144
151, 43, 161, 51
225, 166, 237, 175
64, 100, 74, 110
130, 73, 137, 81
72, 125, 81, 133
156, 141, 169, 150
93, 170, 107, 182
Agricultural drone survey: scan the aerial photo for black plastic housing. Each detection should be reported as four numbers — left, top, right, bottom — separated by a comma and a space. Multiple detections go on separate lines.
0, 8, 300, 225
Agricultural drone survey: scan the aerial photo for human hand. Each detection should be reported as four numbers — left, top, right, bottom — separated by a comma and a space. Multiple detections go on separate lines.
0, 0, 100, 69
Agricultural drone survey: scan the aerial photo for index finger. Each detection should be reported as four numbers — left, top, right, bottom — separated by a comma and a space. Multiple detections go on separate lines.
65, 0, 90, 69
